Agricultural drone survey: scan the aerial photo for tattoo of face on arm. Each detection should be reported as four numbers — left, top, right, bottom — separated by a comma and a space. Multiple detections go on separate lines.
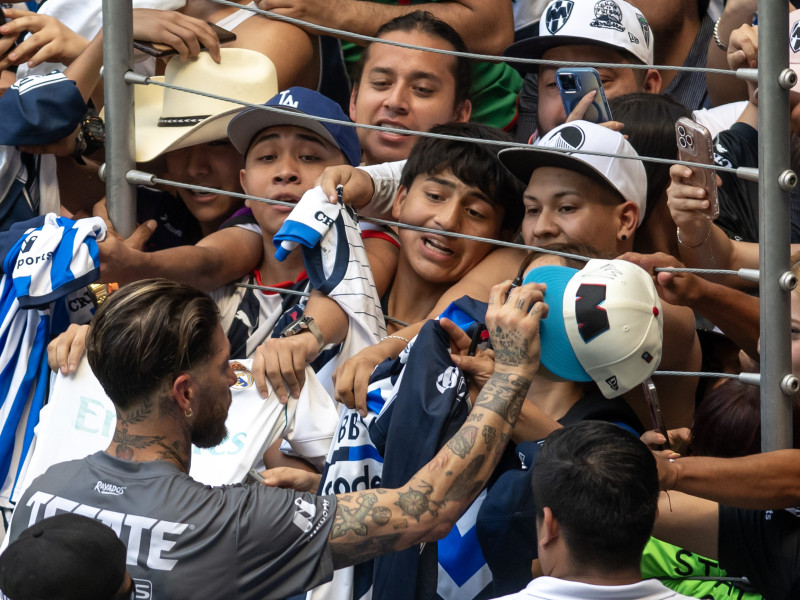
473, 372, 531, 425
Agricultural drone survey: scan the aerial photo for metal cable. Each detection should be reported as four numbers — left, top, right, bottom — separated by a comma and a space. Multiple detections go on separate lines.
134, 171, 745, 279
653, 370, 740, 379
126, 73, 739, 176
229, 280, 757, 380
208, 0, 741, 77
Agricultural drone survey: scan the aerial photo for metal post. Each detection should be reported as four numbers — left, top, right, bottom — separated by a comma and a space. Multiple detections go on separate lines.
758, 0, 793, 451
101, 0, 136, 236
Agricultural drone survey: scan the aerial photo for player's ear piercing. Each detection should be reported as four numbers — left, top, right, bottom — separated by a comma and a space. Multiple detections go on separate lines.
185, 407, 193, 418
620, 234, 628, 241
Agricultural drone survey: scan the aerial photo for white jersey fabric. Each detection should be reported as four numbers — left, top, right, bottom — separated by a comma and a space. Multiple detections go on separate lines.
11, 357, 339, 504
492, 577, 697, 600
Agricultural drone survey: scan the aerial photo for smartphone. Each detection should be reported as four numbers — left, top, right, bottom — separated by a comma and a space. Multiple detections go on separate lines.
133, 22, 236, 58
555, 67, 612, 124
642, 378, 671, 452
675, 117, 719, 219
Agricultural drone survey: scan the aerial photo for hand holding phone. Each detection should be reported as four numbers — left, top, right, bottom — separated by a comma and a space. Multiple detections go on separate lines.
556, 67, 613, 124
642, 378, 671, 452
675, 117, 719, 220
133, 21, 235, 59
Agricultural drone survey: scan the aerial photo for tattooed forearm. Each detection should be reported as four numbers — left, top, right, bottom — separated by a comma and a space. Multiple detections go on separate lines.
465, 412, 483, 423
331, 493, 379, 538
331, 533, 405, 569
446, 426, 477, 458
482, 425, 497, 450
395, 483, 436, 521
473, 372, 531, 425
444, 455, 486, 502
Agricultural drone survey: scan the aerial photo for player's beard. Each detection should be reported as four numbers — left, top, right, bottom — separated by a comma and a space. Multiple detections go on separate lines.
190, 391, 231, 448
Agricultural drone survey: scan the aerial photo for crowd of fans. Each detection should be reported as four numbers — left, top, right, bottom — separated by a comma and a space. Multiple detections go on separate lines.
0, 0, 799, 599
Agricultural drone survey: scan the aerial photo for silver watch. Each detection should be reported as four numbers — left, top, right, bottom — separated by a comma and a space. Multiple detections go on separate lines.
280, 315, 325, 352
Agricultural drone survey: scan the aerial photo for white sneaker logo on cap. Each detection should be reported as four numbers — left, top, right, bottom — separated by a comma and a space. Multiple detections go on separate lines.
550, 124, 586, 150
591, 1, 626, 32
545, 0, 574, 34
636, 12, 651, 48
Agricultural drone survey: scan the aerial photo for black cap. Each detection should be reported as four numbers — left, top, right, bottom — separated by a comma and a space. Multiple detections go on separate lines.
0, 514, 127, 600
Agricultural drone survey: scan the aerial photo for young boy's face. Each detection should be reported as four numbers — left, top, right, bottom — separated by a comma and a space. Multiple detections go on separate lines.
521, 166, 636, 253
240, 124, 347, 236
391, 169, 504, 285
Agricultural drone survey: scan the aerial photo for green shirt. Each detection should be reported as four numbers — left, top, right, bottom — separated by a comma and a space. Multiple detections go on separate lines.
642, 537, 761, 600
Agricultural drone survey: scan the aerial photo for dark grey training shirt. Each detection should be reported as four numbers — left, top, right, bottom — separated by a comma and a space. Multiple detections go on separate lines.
8, 452, 337, 600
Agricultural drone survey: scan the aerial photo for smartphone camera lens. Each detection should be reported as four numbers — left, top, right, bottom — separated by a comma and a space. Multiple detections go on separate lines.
686, 135, 694, 149
677, 125, 686, 136
678, 136, 687, 148
557, 73, 579, 92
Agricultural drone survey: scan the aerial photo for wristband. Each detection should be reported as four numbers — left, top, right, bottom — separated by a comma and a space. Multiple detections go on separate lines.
713, 17, 729, 51
676, 222, 713, 249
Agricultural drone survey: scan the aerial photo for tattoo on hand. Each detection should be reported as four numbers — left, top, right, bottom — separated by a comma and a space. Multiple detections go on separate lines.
446, 426, 477, 458
482, 425, 497, 450
492, 327, 532, 367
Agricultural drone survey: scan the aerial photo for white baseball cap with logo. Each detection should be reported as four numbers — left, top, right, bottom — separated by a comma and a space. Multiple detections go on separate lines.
523, 258, 663, 399
504, 0, 654, 72
498, 120, 648, 226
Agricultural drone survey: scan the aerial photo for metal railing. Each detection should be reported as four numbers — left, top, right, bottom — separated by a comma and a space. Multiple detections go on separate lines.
99, 0, 795, 451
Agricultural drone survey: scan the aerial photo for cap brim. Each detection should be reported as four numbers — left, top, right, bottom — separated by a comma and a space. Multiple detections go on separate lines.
228, 106, 340, 156
523, 265, 591, 382
499, 146, 615, 192
133, 80, 246, 163
504, 36, 632, 73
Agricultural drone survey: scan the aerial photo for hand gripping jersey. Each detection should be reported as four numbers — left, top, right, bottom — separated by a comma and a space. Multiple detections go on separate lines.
0, 214, 105, 508
308, 297, 493, 600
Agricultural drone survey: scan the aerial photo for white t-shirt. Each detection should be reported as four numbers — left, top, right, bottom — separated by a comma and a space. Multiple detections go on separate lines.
492, 576, 697, 600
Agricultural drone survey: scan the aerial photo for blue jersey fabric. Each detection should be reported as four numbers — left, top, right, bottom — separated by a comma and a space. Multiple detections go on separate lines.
0, 214, 105, 505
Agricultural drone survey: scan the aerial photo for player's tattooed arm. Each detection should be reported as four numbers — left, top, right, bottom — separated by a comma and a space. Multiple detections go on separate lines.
328, 281, 545, 569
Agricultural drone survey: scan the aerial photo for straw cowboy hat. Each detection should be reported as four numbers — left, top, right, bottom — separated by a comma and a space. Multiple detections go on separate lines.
134, 48, 278, 162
